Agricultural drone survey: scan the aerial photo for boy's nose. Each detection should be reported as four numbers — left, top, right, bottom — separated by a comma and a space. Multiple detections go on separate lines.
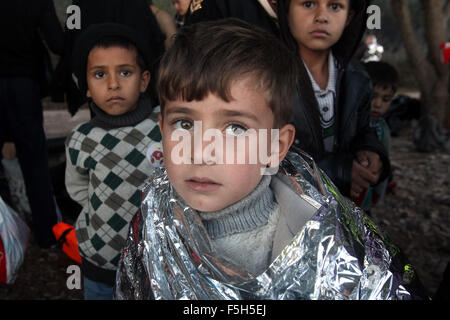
191, 127, 222, 166
108, 74, 120, 90
314, 5, 329, 23
372, 98, 381, 108
192, 137, 218, 165
372, 97, 382, 110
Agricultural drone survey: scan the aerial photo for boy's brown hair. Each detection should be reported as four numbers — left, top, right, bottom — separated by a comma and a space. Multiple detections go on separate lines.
157, 18, 298, 127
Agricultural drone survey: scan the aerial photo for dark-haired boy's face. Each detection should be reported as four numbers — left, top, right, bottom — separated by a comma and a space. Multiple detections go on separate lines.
288, 0, 354, 53
86, 46, 150, 116
370, 84, 394, 119
159, 77, 295, 212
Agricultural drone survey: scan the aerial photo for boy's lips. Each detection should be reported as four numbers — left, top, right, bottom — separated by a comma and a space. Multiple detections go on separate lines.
107, 96, 125, 103
185, 177, 221, 192
370, 111, 381, 118
310, 29, 330, 37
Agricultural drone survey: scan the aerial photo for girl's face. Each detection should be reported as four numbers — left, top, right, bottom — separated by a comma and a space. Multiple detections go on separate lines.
287, 0, 354, 54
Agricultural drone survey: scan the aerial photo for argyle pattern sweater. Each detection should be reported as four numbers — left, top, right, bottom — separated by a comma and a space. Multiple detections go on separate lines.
65, 109, 161, 270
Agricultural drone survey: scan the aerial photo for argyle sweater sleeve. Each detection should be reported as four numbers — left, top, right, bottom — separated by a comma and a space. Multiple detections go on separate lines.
65, 131, 89, 207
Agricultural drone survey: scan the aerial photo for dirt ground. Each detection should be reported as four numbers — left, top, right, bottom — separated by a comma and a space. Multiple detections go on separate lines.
370, 128, 450, 299
0, 122, 448, 300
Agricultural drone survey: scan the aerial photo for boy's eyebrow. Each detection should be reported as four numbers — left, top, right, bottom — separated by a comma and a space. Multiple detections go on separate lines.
218, 109, 260, 122
164, 107, 260, 122
88, 64, 137, 71
165, 106, 197, 116
117, 64, 137, 69
88, 65, 106, 71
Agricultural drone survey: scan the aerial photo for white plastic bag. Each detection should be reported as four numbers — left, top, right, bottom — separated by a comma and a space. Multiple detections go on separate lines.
0, 195, 30, 284
1, 158, 31, 219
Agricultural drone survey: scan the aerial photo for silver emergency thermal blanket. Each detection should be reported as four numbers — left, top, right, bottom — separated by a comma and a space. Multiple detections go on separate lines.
115, 151, 426, 300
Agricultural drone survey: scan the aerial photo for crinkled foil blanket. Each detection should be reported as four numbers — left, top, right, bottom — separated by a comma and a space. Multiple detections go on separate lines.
116, 151, 427, 300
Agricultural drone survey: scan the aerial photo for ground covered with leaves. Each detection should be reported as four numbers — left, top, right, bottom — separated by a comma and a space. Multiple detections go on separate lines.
370, 130, 450, 299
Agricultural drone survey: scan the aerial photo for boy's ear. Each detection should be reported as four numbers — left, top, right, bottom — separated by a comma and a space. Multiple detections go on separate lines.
86, 88, 91, 98
271, 123, 295, 167
140, 70, 151, 93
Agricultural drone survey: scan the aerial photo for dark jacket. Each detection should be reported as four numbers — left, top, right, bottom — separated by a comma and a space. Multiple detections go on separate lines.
277, 0, 390, 197
0, 0, 64, 95
185, 0, 279, 36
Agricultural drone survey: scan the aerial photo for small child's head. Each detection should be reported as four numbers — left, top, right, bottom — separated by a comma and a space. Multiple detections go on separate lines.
72, 23, 151, 116
278, 0, 367, 60
365, 61, 399, 119
172, 0, 191, 17
157, 18, 297, 212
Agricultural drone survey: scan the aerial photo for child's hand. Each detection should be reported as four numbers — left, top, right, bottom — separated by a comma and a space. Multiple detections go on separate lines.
1, 142, 17, 160
356, 150, 383, 178
351, 160, 379, 200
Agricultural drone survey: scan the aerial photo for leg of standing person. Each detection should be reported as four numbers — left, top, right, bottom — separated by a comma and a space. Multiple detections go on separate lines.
83, 277, 114, 300
0, 76, 59, 248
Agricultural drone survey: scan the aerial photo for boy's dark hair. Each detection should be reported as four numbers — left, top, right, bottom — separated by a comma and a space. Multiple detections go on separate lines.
364, 61, 399, 93
157, 18, 298, 127
72, 23, 152, 95
92, 36, 147, 73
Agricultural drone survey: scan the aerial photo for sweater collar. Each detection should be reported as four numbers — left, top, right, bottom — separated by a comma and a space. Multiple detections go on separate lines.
198, 175, 277, 239
89, 95, 153, 130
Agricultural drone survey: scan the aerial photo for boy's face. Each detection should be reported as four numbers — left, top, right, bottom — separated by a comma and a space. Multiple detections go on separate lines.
370, 84, 394, 119
159, 78, 295, 212
86, 46, 150, 116
288, 0, 354, 53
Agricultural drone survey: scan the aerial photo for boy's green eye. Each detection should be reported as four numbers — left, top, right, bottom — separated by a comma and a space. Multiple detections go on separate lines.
174, 119, 193, 131
120, 70, 132, 77
225, 123, 247, 136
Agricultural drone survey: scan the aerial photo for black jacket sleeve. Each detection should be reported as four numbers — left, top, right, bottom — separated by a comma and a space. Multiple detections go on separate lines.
38, 0, 64, 55
290, 62, 391, 197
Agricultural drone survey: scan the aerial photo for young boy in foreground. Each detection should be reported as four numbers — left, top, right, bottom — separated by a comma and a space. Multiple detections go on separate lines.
115, 19, 426, 300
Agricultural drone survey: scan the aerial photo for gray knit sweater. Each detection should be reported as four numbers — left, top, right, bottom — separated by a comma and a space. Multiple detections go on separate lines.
199, 175, 280, 275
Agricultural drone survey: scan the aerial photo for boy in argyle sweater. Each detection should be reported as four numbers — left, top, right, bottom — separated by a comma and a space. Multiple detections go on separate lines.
65, 23, 161, 300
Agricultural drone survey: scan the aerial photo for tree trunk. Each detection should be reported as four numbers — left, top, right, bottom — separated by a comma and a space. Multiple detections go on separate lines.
391, 0, 449, 128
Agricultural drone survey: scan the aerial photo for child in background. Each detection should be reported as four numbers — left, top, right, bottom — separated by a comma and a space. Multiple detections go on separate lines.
356, 61, 398, 212
149, 0, 177, 49
277, 0, 391, 202
172, 0, 192, 27
65, 23, 161, 300
115, 19, 426, 300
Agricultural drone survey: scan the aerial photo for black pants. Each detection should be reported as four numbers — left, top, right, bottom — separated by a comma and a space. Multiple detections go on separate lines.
0, 77, 58, 248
